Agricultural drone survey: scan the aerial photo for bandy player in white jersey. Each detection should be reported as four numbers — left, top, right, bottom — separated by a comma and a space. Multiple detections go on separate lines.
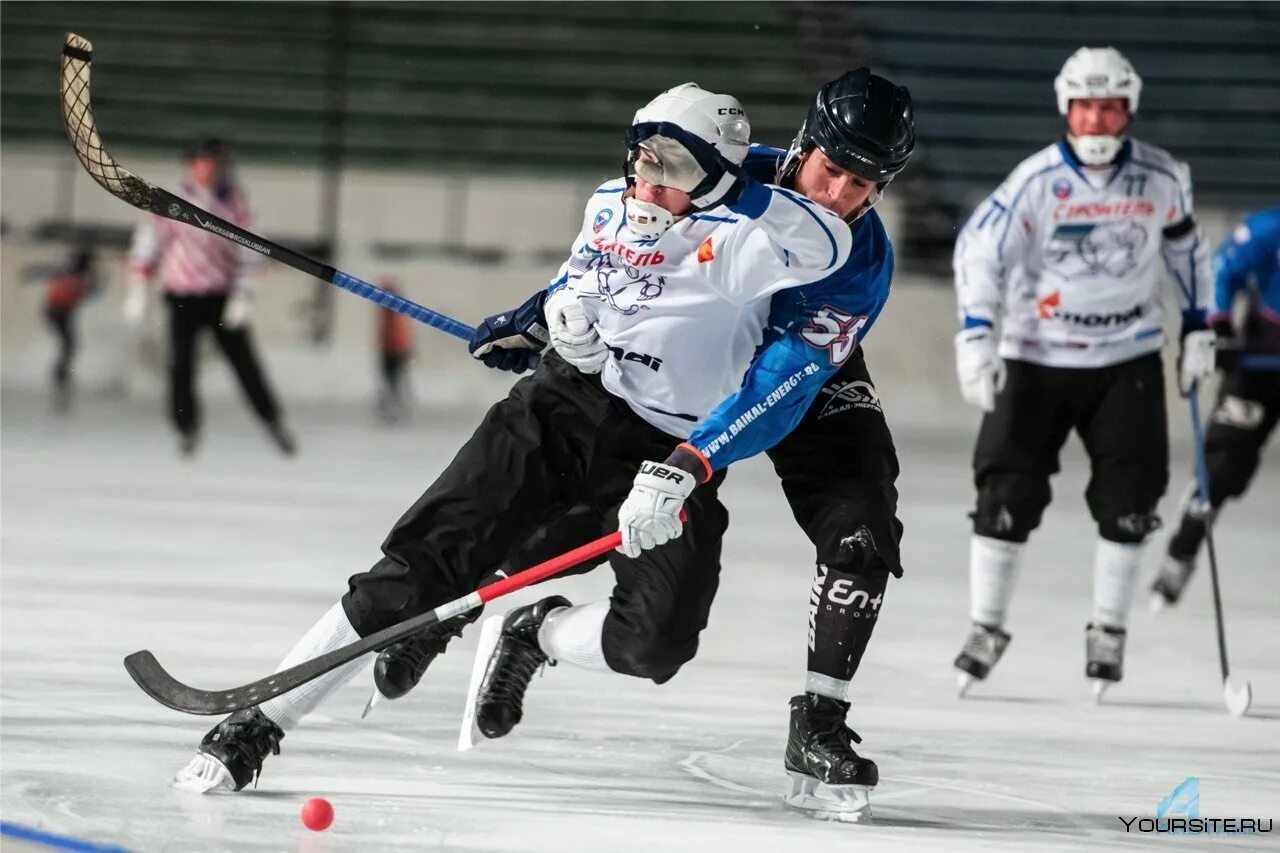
172, 83, 873, 794
950, 47, 1214, 699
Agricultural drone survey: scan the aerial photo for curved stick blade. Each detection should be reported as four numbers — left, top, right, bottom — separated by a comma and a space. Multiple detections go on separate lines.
124, 651, 224, 715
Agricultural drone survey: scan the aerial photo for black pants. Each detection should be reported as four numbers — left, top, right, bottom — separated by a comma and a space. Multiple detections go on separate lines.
1168, 365, 1280, 558
165, 293, 282, 436
342, 352, 730, 684
769, 348, 903, 689
44, 308, 76, 388
488, 348, 903, 691
972, 354, 1169, 545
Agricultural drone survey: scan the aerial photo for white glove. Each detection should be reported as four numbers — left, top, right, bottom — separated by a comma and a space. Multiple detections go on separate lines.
545, 287, 608, 374
221, 291, 252, 329
954, 326, 1006, 412
122, 281, 148, 325
617, 461, 696, 559
1179, 329, 1217, 394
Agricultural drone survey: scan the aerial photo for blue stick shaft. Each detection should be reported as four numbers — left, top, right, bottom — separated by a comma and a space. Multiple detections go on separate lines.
331, 271, 474, 341
1240, 354, 1280, 372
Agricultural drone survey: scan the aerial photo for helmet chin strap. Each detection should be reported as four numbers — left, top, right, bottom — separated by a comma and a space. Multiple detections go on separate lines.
1067, 134, 1125, 167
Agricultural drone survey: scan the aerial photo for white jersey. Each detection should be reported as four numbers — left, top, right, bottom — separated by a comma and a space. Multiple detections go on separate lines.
954, 138, 1211, 368
548, 178, 853, 438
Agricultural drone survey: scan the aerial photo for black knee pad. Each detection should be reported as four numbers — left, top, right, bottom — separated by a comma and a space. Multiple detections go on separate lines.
819, 523, 901, 579
601, 632, 696, 685
1097, 511, 1161, 545
972, 474, 1049, 542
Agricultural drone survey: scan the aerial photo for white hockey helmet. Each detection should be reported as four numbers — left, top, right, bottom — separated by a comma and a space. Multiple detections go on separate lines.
1053, 47, 1142, 116
631, 82, 751, 165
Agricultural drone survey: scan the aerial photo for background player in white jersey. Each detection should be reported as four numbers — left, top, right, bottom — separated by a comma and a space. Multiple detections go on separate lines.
949, 48, 1213, 698
1152, 207, 1280, 606
126, 138, 296, 457
171, 84, 868, 795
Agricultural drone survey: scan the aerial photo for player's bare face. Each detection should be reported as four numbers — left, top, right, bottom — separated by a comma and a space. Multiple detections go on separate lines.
188, 155, 220, 189
632, 177, 693, 217
1067, 98, 1130, 138
794, 149, 876, 220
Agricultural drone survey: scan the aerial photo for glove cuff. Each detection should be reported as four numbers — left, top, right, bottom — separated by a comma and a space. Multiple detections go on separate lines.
664, 442, 712, 485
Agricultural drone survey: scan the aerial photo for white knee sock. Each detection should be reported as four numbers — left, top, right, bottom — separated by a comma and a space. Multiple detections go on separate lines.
970, 535, 1024, 627
536, 599, 611, 671
259, 601, 370, 730
1092, 538, 1142, 627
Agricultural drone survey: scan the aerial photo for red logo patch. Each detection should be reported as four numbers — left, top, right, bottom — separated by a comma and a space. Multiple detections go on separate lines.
1037, 290, 1061, 319
697, 237, 715, 264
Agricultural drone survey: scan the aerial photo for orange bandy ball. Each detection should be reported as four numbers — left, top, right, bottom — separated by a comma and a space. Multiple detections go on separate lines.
301, 797, 334, 831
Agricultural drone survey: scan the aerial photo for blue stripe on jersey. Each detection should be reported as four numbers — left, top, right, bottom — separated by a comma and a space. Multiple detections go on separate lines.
594, 187, 625, 194
998, 162, 1068, 260
778, 190, 839, 271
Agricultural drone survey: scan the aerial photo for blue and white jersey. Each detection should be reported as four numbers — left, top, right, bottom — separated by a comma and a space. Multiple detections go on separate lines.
954, 138, 1212, 368
1210, 207, 1280, 353
548, 159, 891, 473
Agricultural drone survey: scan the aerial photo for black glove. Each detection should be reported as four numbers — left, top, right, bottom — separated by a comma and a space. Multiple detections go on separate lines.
1208, 314, 1241, 372
468, 290, 549, 374
625, 121, 747, 210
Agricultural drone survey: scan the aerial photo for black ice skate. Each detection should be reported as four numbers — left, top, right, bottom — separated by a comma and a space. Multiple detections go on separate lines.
458, 595, 570, 749
1086, 622, 1127, 702
171, 707, 284, 793
1149, 554, 1196, 610
364, 611, 475, 717
783, 693, 878, 822
954, 622, 1012, 696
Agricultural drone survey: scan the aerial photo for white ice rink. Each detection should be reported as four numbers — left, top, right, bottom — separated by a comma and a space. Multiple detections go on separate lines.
2, 387, 1277, 852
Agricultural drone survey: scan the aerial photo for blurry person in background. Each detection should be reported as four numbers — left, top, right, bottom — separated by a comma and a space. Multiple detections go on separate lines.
376, 279, 414, 424
126, 137, 296, 458
1152, 207, 1280, 607
951, 47, 1213, 700
42, 246, 99, 411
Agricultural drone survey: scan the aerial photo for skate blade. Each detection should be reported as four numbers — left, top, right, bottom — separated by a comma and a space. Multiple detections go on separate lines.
1148, 591, 1173, 613
457, 614, 504, 752
957, 671, 977, 698
171, 753, 236, 794
1091, 679, 1114, 703
361, 688, 383, 720
1224, 678, 1252, 718
783, 771, 872, 823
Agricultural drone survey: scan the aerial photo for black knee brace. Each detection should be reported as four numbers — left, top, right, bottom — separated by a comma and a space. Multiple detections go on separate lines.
972, 473, 1050, 543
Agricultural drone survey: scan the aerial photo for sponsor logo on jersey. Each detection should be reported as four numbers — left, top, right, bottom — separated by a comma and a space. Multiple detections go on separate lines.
589, 236, 665, 267
592, 208, 614, 234
1052, 178, 1073, 200
817, 379, 882, 420
606, 345, 664, 372
571, 246, 666, 316
1048, 219, 1149, 279
696, 236, 715, 264
1052, 200, 1155, 221
799, 305, 868, 366
1037, 289, 1144, 327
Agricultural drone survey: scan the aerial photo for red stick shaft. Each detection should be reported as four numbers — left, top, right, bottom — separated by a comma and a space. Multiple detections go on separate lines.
474, 510, 686, 605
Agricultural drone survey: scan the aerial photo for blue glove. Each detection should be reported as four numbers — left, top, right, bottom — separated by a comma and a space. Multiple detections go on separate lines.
625, 121, 746, 210
468, 290, 549, 374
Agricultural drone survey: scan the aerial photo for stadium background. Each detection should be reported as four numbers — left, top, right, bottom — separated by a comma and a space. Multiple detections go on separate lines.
2, 0, 1278, 424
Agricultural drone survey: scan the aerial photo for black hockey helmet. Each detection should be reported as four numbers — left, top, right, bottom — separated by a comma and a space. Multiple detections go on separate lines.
779, 68, 916, 191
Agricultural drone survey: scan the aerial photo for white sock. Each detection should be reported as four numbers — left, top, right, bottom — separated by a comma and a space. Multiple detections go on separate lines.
259, 601, 370, 730
1092, 538, 1142, 627
970, 535, 1024, 627
536, 599, 610, 671
806, 672, 851, 702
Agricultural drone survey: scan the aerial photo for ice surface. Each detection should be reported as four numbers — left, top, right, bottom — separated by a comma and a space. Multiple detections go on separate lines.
2, 391, 1277, 852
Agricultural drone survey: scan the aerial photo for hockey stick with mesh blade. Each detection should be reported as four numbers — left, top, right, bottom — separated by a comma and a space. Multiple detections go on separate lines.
59, 32, 473, 341
124, 525, 645, 715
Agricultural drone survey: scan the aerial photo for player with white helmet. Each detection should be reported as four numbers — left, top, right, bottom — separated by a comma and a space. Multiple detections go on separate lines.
171, 80, 898, 800
430, 69, 913, 822
951, 47, 1213, 699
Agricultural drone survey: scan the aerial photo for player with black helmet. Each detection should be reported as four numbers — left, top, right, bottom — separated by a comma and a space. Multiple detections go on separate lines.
425, 68, 917, 821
